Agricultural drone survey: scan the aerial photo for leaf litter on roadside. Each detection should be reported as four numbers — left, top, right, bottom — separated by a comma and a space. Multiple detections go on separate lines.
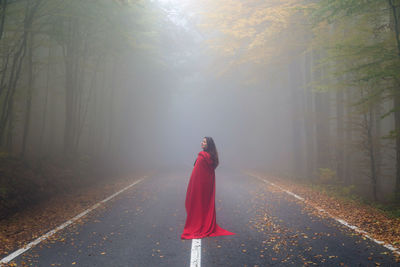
246, 175, 399, 265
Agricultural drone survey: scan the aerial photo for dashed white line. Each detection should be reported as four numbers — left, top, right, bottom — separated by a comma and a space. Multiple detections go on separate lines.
247, 172, 400, 256
190, 239, 201, 267
0, 177, 146, 265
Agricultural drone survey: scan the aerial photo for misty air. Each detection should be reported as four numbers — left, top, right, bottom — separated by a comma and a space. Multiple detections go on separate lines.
0, 0, 400, 266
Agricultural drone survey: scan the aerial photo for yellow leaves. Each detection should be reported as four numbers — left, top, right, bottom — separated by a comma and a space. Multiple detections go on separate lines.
197, 0, 306, 73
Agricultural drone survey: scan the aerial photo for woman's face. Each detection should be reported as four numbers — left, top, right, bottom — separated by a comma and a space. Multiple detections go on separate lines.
201, 138, 208, 150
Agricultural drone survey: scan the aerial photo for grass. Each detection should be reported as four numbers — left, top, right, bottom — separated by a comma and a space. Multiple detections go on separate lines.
372, 202, 400, 218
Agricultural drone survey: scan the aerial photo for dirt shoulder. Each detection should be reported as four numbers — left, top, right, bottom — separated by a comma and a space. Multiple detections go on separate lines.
0, 171, 149, 262
249, 171, 400, 259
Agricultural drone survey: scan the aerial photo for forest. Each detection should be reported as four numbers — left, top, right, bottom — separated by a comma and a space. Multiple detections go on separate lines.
0, 0, 400, 219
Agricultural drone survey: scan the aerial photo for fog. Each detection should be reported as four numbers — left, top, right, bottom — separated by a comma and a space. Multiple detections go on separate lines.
116, 0, 295, 172
1, 0, 399, 201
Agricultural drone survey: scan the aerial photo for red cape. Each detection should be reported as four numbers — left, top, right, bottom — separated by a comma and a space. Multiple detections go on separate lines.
181, 151, 236, 239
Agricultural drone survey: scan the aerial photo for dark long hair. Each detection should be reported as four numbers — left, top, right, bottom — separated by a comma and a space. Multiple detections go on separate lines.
204, 136, 219, 169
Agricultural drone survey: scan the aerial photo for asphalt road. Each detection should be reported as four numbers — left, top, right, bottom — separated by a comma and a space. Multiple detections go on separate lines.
9, 168, 400, 266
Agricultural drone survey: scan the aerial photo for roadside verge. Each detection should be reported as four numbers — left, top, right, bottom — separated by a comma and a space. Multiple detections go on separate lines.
245, 171, 400, 261
0, 172, 151, 265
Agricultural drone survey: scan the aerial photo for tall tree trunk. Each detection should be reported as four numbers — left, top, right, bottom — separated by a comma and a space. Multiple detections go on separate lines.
0, 49, 10, 99
344, 86, 354, 184
360, 89, 378, 201
5, 101, 12, 152
75, 52, 98, 153
367, 107, 378, 201
0, 0, 41, 149
336, 88, 345, 182
374, 98, 382, 198
89, 79, 97, 156
313, 50, 331, 171
39, 44, 51, 155
289, 56, 305, 179
21, 31, 34, 158
63, 18, 79, 158
72, 37, 87, 152
395, 94, 400, 197
0, 0, 7, 41
107, 58, 118, 154
0, 37, 27, 145
98, 69, 108, 156
303, 49, 315, 179
388, 0, 400, 199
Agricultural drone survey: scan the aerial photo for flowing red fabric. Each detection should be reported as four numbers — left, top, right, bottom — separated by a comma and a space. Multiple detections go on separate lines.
181, 151, 236, 239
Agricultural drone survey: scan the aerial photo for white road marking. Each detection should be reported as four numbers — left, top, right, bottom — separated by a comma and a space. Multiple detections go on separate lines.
246, 172, 400, 256
0, 177, 146, 265
190, 239, 201, 267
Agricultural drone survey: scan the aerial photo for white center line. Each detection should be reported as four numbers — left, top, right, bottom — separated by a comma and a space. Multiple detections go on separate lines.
0, 176, 146, 265
190, 239, 201, 267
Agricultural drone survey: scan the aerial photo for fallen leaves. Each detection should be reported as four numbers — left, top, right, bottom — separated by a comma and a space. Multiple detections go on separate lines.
0, 173, 148, 259
244, 172, 400, 265
251, 172, 400, 254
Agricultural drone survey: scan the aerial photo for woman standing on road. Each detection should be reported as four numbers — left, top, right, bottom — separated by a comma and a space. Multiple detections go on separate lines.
181, 137, 236, 239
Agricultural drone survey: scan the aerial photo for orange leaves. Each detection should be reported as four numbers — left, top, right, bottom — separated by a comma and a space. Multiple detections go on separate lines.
0, 174, 145, 259
254, 171, 400, 252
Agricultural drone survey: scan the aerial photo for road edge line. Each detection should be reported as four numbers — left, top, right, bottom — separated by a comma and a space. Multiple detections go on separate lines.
0, 176, 146, 265
246, 172, 400, 256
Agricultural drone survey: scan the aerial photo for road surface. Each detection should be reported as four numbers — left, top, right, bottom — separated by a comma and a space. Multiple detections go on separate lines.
6, 169, 399, 266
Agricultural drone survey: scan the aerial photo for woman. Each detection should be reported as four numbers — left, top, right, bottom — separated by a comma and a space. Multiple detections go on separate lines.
181, 137, 236, 239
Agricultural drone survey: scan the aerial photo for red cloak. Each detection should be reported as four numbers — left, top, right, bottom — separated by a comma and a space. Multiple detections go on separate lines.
181, 151, 236, 239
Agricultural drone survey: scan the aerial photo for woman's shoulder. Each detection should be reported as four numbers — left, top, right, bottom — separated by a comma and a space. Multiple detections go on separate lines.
198, 151, 211, 161
198, 150, 210, 157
